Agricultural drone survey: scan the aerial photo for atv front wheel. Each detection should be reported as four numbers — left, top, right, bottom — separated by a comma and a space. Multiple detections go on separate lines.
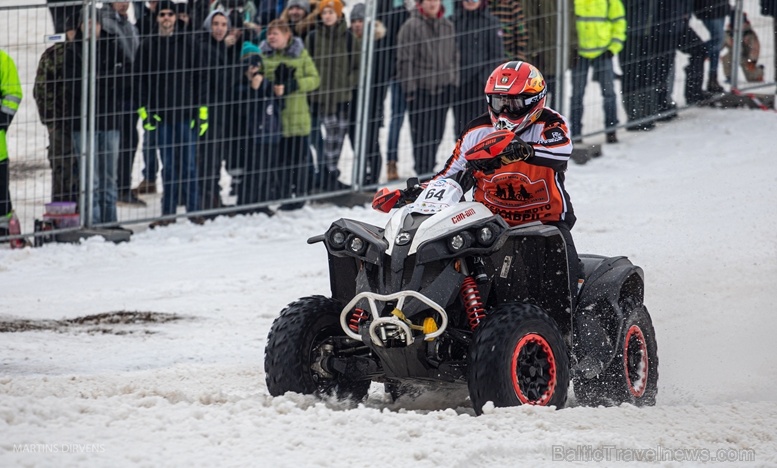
264, 295, 371, 401
574, 301, 658, 407
468, 303, 570, 414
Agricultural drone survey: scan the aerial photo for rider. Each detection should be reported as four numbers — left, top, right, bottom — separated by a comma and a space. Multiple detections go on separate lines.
374, 60, 581, 294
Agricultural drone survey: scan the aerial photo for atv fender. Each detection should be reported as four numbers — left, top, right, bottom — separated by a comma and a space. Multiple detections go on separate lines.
574, 255, 645, 372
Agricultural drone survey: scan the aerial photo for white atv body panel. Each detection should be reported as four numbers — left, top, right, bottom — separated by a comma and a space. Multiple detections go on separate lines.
382, 180, 495, 256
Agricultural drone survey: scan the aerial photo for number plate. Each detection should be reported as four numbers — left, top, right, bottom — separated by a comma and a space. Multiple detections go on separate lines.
407, 179, 464, 215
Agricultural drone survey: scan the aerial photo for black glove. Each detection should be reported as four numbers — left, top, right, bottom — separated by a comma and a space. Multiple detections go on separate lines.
606, 50, 614, 59
284, 77, 299, 94
274, 63, 292, 82
468, 140, 534, 173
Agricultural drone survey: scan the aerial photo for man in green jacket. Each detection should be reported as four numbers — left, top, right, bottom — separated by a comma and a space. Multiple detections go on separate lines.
1, 48, 23, 243
570, 0, 626, 144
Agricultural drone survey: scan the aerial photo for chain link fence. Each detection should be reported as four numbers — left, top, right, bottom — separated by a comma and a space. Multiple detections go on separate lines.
1, 0, 775, 245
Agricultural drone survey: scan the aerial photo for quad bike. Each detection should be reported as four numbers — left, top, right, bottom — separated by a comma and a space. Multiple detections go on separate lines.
265, 177, 658, 414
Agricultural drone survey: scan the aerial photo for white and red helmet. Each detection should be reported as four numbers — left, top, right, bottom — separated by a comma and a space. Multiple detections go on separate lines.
485, 61, 547, 133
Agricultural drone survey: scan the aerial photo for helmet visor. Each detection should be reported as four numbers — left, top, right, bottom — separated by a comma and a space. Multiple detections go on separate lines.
487, 94, 529, 114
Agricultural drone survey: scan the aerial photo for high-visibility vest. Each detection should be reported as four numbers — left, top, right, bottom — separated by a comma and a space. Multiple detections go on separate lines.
1, 49, 23, 162
574, 0, 627, 59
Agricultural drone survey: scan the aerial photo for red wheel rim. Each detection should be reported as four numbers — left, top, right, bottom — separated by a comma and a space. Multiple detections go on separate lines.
510, 333, 557, 405
623, 325, 649, 397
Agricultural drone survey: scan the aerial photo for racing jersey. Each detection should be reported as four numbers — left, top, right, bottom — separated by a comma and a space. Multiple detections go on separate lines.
431, 108, 576, 227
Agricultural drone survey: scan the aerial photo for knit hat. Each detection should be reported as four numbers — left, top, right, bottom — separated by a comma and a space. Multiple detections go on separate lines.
350, 3, 366, 21
156, 0, 176, 14
318, 0, 344, 18
286, 0, 311, 14
241, 41, 264, 71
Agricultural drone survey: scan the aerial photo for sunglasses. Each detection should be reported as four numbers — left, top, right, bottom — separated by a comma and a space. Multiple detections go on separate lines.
157, 11, 176, 17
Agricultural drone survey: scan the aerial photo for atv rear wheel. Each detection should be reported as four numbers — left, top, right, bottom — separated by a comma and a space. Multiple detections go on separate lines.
264, 295, 371, 401
468, 303, 570, 414
574, 301, 658, 407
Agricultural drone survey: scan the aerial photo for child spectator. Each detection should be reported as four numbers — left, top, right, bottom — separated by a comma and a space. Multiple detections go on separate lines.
230, 42, 282, 213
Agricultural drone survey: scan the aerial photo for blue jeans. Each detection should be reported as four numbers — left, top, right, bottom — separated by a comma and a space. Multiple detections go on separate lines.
570, 54, 618, 137
73, 130, 120, 224
386, 80, 406, 163
156, 121, 199, 215
701, 17, 725, 74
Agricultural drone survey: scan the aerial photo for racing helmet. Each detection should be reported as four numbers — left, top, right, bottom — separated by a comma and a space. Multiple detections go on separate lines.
484, 61, 547, 133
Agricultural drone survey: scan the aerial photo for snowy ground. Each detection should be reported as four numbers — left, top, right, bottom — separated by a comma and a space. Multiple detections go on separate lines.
1, 106, 777, 467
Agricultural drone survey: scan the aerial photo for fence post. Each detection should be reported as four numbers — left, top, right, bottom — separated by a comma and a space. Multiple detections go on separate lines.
350, 0, 377, 192
730, 0, 744, 91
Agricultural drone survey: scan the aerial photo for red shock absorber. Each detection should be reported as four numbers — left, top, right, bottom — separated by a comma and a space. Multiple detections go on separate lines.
460, 276, 486, 330
348, 308, 369, 332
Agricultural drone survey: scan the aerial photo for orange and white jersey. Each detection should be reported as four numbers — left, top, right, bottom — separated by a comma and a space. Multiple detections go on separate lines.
432, 108, 576, 227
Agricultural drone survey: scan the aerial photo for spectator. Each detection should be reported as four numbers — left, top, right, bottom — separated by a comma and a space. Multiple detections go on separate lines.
46, 0, 80, 34
100, 2, 146, 207
279, 0, 318, 41
620, 0, 659, 131
259, 19, 320, 210
230, 42, 281, 212
488, 0, 528, 61
306, 0, 359, 192
396, 0, 460, 177
654, 1, 709, 115
693, 0, 730, 93
722, 12, 765, 83
64, 11, 130, 225
348, 3, 387, 186
176, 2, 194, 32
569, 0, 626, 144
199, 10, 243, 211
0, 49, 24, 246
524, 1, 574, 107
210, 0, 262, 36
34, 16, 79, 205
452, 0, 504, 136
135, 0, 210, 227
381, 0, 412, 181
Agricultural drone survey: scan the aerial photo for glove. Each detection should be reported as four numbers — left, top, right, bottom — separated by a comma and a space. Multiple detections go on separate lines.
372, 188, 403, 213
465, 129, 534, 174
371, 179, 423, 212
138, 106, 161, 131
274, 63, 292, 82
190, 106, 209, 137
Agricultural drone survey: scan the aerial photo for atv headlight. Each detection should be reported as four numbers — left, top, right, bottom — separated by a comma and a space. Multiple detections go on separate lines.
348, 235, 367, 255
476, 223, 498, 246
329, 229, 347, 249
447, 231, 474, 253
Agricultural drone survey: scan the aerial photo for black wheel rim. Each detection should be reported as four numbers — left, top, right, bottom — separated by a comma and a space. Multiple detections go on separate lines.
511, 333, 557, 405
623, 325, 649, 398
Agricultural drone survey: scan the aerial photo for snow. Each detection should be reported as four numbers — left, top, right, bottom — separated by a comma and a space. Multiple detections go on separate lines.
2, 0, 777, 465
2, 107, 777, 466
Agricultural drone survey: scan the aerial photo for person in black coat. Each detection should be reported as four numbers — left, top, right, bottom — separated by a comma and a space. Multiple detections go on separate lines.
620, 0, 659, 131
135, 1, 210, 224
230, 45, 282, 211
452, 0, 504, 136
64, 11, 130, 225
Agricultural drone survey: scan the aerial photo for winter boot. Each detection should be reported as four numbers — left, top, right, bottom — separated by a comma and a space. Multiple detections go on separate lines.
386, 161, 399, 181
707, 75, 724, 94
606, 132, 618, 144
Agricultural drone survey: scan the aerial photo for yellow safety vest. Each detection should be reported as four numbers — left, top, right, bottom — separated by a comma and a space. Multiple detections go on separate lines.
574, 0, 627, 59
1, 49, 23, 162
